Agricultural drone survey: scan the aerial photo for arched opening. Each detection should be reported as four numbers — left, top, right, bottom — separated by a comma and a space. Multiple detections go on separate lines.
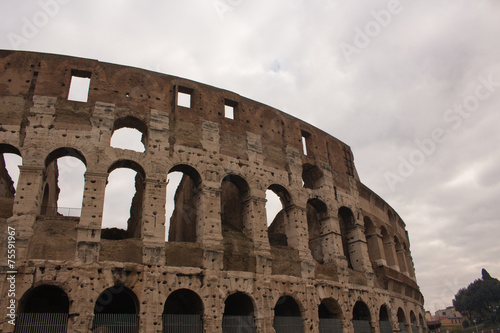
266, 184, 292, 247
338, 207, 355, 269
101, 160, 145, 239
397, 308, 408, 333
381, 227, 396, 268
419, 314, 425, 333
40, 147, 86, 217
353, 301, 372, 333
110, 116, 147, 152
16, 285, 69, 332
223, 292, 256, 332
302, 163, 323, 189
395, 237, 408, 273
319, 298, 343, 333
0, 144, 22, 218
221, 175, 249, 232
93, 285, 139, 332
410, 311, 418, 333
379, 305, 392, 333
307, 198, 328, 264
221, 175, 255, 272
364, 217, 381, 264
274, 296, 303, 333
166, 165, 202, 242
163, 289, 203, 332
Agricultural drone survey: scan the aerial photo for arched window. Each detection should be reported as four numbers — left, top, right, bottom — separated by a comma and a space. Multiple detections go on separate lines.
0, 144, 22, 219
307, 198, 328, 264
410, 311, 418, 333
319, 298, 343, 333
379, 305, 392, 333
353, 301, 372, 333
338, 207, 355, 269
41, 148, 86, 217
110, 116, 147, 152
302, 163, 323, 189
397, 308, 408, 333
223, 292, 256, 332
101, 160, 145, 239
266, 184, 292, 247
16, 285, 69, 332
274, 296, 303, 333
381, 227, 396, 268
221, 175, 253, 271
419, 313, 426, 333
163, 289, 203, 332
364, 217, 382, 264
165, 165, 202, 242
93, 285, 139, 332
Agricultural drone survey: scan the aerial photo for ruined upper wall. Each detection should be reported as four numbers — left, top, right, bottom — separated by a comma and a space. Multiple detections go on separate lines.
0, 49, 357, 180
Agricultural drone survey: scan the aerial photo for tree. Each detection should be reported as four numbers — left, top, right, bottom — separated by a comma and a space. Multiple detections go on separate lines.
453, 269, 500, 324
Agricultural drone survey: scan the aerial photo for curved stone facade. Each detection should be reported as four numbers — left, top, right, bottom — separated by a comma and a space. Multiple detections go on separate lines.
0, 50, 425, 333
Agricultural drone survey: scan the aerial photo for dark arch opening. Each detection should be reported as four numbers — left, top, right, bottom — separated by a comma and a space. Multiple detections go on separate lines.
353, 301, 372, 333
379, 305, 392, 333
274, 296, 303, 333
93, 285, 139, 332
221, 174, 249, 232
166, 165, 202, 242
163, 289, 203, 333
410, 311, 418, 333
16, 285, 69, 332
364, 217, 381, 264
307, 198, 328, 264
223, 292, 256, 332
319, 298, 343, 333
397, 308, 408, 333
302, 163, 323, 189
338, 207, 355, 269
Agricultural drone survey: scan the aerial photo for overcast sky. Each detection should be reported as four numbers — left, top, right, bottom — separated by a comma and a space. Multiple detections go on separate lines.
1, 0, 499, 313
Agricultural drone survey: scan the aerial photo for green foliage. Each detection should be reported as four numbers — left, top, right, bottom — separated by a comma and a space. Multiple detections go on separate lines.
453, 269, 500, 324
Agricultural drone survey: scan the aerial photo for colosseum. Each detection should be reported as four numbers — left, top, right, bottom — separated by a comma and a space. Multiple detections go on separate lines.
0, 50, 426, 333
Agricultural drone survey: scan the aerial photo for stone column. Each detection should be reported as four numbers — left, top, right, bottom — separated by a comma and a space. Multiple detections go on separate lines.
285, 204, 315, 278
397, 248, 408, 275
75, 171, 107, 263
383, 239, 399, 271
10, 165, 44, 260
347, 220, 373, 273
366, 228, 387, 266
141, 177, 167, 265
319, 214, 344, 264
196, 185, 224, 271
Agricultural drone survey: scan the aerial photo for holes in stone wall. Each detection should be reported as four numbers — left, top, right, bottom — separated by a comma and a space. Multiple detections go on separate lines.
177, 86, 193, 108
41, 148, 86, 217
110, 116, 147, 153
68, 69, 91, 102
302, 163, 323, 189
224, 99, 237, 120
101, 161, 145, 239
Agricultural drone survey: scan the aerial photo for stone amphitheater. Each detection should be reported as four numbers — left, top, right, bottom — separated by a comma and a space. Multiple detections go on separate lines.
0, 50, 426, 333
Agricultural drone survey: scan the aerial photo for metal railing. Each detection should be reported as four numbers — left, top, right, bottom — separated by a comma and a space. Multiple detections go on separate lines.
40, 206, 81, 217
162, 314, 203, 333
380, 320, 393, 333
274, 316, 304, 333
222, 315, 256, 333
14, 313, 68, 333
319, 318, 343, 333
353, 320, 372, 333
399, 322, 408, 333
93, 313, 139, 333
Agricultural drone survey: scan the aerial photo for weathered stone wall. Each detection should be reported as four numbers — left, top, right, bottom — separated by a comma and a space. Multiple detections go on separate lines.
0, 50, 426, 333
